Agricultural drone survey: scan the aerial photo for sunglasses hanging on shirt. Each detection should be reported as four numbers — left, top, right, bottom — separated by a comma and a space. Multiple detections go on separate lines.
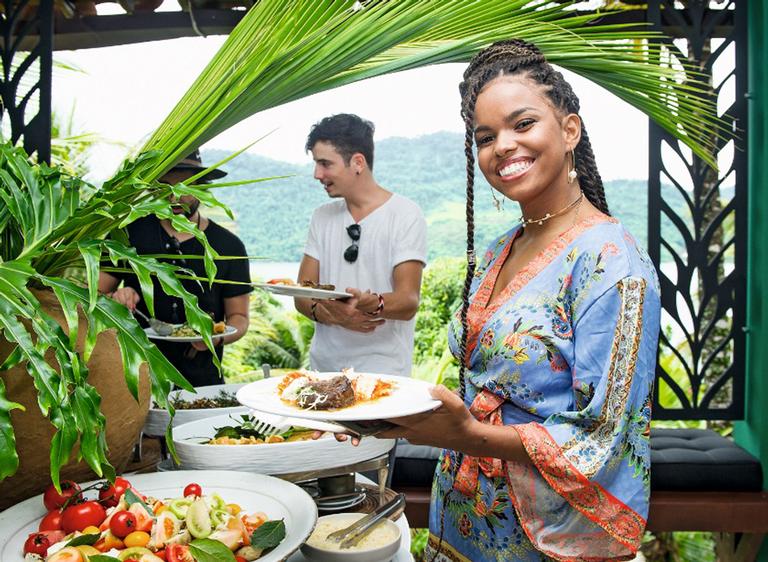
344, 223, 361, 263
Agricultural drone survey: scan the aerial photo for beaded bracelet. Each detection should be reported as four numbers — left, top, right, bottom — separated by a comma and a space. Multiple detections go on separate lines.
366, 293, 384, 317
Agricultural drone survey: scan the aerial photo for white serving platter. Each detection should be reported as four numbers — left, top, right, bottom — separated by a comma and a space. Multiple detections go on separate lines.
172, 413, 396, 474
0, 471, 316, 562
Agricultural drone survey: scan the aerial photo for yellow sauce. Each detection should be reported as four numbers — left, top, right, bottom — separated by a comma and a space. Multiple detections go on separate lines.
306, 515, 400, 552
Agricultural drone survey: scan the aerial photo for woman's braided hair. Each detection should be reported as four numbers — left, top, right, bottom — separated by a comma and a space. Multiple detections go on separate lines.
456, 39, 609, 390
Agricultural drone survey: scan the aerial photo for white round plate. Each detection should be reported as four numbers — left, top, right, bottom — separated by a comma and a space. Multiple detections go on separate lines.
254, 283, 352, 300
237, 373, 442, 421
172, 413, 396, 474
144, 324, 237, 342
0, 471, 317, 562
143, 382, 249, 436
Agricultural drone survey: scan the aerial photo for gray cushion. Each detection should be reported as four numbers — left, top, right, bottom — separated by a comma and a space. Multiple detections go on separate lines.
392, 429, 763, 492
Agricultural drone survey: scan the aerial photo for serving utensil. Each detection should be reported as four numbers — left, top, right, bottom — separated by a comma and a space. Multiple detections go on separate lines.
325, 492, 405, 549
133, 308, 174, 336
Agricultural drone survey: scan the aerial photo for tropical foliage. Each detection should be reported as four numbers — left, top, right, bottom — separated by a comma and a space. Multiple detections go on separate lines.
0, 0, 724, 487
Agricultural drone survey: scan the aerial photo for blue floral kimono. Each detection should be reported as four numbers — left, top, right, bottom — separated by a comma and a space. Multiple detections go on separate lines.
426, 216, 661, 562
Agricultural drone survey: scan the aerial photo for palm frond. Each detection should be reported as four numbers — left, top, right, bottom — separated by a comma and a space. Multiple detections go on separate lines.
140, 0, 724, 176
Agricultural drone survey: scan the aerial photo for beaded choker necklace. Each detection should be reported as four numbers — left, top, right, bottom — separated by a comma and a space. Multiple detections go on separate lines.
518, 192, 583, 227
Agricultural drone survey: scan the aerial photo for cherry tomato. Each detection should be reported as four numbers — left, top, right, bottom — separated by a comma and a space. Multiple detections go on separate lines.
235, 557, 247, 562
128, 502, 154, 532
39, 509, 63, 531
183, 483, 202, 498
98, 476, 132, 508
23, 532, 51, 556
61, 500, 107, 533
155, 549, 167, 561
109, 509, 137, 537
124, 530, 151, 548
167, 544, 196, 562
43, 480, 81, 511
93, 529, 124, 552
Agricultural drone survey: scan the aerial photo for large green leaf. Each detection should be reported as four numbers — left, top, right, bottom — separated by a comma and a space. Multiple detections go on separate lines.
141, 0, 725, 177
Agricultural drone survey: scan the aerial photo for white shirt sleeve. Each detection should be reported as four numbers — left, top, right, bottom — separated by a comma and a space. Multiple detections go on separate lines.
392, 202, 428, 267
304, 208, 321, 260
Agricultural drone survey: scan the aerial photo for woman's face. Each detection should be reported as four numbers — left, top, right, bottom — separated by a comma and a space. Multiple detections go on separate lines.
473, 76, 579, 206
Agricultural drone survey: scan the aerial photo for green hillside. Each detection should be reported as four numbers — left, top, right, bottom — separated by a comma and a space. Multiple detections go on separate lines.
205, 132, 673, 262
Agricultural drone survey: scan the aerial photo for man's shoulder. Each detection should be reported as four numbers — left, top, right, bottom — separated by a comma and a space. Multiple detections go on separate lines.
387, 194, 425, 220
206, 220, 247, 250
313, 199, 347, 217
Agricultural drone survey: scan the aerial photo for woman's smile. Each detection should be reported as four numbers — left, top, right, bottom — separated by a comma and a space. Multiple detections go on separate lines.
497, 157, 534, 181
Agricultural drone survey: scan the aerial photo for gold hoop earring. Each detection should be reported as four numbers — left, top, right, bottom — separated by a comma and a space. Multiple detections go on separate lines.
568, 150, 577, 184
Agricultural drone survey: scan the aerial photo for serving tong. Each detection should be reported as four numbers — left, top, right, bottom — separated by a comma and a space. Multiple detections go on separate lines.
325, 493, 405, 549
133, 308, 174, 336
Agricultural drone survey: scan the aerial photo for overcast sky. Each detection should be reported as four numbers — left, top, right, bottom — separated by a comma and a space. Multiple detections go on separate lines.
52, 11, 653, 183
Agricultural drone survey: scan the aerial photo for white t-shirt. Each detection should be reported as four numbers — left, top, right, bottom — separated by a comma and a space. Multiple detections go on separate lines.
304, 194, 427, 377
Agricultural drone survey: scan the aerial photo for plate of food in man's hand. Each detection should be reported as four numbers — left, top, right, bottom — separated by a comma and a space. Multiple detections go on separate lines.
254, 279, 353, 300
236, 368, 442, 421
144, 320, 236, 342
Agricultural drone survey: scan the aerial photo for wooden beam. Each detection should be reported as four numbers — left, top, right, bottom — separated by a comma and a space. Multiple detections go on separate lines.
647, 492, 768, 533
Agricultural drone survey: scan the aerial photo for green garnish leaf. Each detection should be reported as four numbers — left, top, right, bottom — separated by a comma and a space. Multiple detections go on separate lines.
65, 533, 100, 546
189, 538, 237, 562
250, 519, 286, 549
125, 487, 155, 517
87, 556, 121, 562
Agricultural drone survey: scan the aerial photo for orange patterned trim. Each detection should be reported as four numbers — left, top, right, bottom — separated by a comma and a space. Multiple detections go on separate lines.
464, 216, 617, 365
514, 423, 646, 552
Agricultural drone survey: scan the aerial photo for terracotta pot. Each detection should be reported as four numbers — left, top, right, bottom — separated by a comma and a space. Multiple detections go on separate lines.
0, 289, 151, 510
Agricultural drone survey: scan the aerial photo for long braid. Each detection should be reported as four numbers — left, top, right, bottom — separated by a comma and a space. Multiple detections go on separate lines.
575, 124, 609, 214
429, 84, 479, 562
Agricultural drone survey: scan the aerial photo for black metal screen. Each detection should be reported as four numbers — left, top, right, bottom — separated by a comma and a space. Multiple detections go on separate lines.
647, 0, 747, 420
0, 0, 53, 163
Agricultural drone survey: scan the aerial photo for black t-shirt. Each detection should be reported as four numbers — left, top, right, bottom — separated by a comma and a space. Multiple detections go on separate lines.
117, 215, 252, 387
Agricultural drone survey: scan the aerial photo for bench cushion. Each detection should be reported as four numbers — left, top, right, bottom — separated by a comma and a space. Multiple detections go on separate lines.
392, 429, 764, 492
650, 428, 762, 492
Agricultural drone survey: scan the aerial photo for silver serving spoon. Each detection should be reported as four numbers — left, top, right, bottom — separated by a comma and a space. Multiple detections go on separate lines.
133, 308, 174, 336
325, 493, 405, 549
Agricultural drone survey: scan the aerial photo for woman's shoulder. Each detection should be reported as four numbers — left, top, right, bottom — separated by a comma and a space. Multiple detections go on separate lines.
569, 217, 659, 293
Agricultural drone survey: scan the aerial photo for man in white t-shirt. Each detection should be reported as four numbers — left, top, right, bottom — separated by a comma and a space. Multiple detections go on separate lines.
295, 114, 427, 377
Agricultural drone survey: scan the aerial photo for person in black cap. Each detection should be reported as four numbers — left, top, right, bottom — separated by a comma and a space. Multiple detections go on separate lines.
98, 150, 253, 387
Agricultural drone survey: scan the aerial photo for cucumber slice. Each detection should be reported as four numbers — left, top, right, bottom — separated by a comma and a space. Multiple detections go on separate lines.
117, 547, 153, 560
185, 497, 212, 539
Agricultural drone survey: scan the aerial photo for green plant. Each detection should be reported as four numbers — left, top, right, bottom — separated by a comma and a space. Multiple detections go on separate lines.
0, 0, 725, 488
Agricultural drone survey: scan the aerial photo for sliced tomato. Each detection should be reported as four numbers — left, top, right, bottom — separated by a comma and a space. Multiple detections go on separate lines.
128, 502, 154, 532
167, 544, 196, 562
46, 546, 84, 562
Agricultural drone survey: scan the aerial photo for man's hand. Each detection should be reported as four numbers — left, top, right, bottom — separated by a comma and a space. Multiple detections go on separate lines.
345, 288, 380, 314
316, 295, 385, 333
110, 287, 140, 311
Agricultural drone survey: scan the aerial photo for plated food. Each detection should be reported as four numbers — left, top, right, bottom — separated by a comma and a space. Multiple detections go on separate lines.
18, 476, 285, 561
207, 414, 316, 445
236, 372, 442, 422
253, 282, 351, 300
1, 472, 316, 562
278, 370, 396, 411
144, 323, 236, 342
171, 414, 396, 474
143, 383, 249, 437
169, 389, 240, 411
267, 279, 337, 291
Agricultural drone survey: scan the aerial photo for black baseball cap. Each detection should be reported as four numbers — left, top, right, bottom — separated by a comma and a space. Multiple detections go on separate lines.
169, 149, 227, 180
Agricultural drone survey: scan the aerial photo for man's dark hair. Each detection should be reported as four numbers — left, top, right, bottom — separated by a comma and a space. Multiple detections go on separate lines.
305, 113, 375, 171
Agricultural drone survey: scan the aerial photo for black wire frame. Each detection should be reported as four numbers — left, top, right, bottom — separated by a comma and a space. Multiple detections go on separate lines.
0, 0, 53, 164
647, 1, 747, 420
